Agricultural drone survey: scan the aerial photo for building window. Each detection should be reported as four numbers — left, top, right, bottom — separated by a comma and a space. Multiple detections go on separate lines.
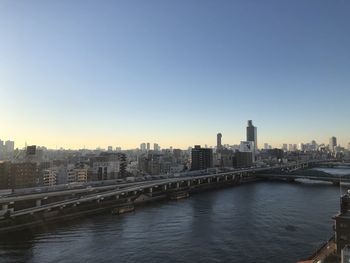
340, 223, 348, 228
340, 235, 348, 241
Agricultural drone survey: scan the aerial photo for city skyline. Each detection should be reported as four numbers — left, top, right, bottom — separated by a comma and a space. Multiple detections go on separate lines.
0, 129, 347, 151
1, 0, 350, 149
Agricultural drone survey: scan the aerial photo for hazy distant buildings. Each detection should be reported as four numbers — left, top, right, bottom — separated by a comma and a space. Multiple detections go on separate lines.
146, 143, 150, 151
282, 144, 288, 152
298, 143, 305, 151
217, 133, 222, 150
191, 145, 213, 171
0, 139, 15, 160
140, 143, 146, 151
154, 143, 160, 152
5, 140, 14, 153
115, 147, 122, 152
329, 136, 337, 152
246, 120, 257, 150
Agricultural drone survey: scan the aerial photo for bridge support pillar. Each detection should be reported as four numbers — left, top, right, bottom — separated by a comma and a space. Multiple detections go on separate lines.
36, 199, 42, 207
225, 176, 228, 181
149, 187, 153, 193
208, 178, 211, 183
163, 185, 167, 190
198, 179, 201, 184
176, 182, 180, 188
1, 204, 8, 215
217, 177, 220, 182
187, 181, 191, 187
115, 195, 119, 200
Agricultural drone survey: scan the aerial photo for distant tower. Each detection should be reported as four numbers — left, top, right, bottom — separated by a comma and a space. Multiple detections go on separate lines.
217, 133, 222, 150
146, 143, 150, 151
246, 120, 257, 150
329, 136, 337, 152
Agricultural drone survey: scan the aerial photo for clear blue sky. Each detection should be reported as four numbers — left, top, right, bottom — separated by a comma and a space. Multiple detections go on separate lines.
0, 0, 349, 149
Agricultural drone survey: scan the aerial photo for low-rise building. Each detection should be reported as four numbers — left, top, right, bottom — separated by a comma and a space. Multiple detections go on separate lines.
335, 192, 350, 254
43, 168, 57, 186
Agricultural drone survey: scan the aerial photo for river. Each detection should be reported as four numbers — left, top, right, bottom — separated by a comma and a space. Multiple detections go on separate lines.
1, 168, 349, 263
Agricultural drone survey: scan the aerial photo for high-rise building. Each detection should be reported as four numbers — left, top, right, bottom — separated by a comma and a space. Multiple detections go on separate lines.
154, 143, 159, 152
191, 145, 213, 171
140, 143, 146, 151
246, 120, 257, 150
329, 136, 337, 152
217, 133, 222, 150
5, 140, 14, 152
107, 146, 113, 152
146, 143, 150, 151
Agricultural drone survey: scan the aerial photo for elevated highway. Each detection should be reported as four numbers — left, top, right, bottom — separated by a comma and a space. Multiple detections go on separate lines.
0, 159, 337, 232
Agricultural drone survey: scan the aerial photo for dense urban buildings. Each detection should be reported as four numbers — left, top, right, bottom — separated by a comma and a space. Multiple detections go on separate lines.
0, 125, 349, 190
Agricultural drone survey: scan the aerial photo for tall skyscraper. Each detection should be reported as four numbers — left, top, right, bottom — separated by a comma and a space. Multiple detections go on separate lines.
329, 136, 337, 152
217, 133, 222, 150
146, 143, 150, 151
246, 120, 257, 150
191, 145, 213, 171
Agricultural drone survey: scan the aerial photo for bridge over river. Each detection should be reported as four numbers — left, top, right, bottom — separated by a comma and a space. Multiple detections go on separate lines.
0, 159, 342, 233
